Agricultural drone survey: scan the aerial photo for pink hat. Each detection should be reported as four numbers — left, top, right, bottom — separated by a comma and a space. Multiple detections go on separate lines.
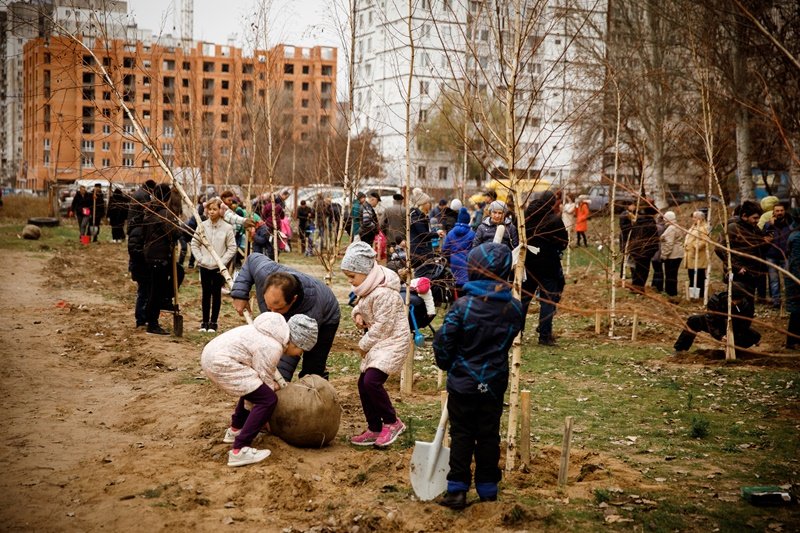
411, 277, 431, 294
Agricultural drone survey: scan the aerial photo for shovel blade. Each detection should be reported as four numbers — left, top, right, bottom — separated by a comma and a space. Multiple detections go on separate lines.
410, 441, 450, 501
173, 311, 183, 337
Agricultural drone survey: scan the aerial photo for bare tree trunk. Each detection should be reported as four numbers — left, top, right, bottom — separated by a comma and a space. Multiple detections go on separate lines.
400, 0, 416, 397
608, 79, 622, 338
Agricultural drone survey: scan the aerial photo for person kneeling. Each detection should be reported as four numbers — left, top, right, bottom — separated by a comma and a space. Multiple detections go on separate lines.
201, 312, 318, 467
673, 286, 760, 356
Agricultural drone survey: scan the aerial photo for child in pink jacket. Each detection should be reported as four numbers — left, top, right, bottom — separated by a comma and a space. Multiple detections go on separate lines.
201, 312, 318, 466
342, 242, 411, 448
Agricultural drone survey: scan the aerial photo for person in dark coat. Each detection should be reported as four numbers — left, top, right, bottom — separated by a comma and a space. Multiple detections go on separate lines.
87, 183, 106, 242
673, 286, 761, 355
472, 201, 519, 252
628, 206, 660, 290
72, 185, 92, 240
229, 252, 341, 380
433, 243, 524, 509
442, 207, 475, 289
126, 179, 157, 328
107, 187, 129, 243
384, 194, 406, 245
715, 200, 770, 300
440, 200, 461, 234
259, 196, 285, 260
142, 184, 179, 335
359, 192, 380, 245
763, 203, 793, 309
296, 200, 312, 253
408, 188, 441, 268
521, 191, 568, 345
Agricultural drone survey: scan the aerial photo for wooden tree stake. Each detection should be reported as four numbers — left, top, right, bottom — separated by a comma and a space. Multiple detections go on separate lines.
400, 341, 414, 396
631, 311, 639, 341
437, 369, 444, 390
558, 416, 574, 487
520, 390, 531, 468
595, 310, 602, 334
440, 390, 450, 448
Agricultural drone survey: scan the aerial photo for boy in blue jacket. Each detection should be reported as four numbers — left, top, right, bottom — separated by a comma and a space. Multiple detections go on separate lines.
433, 242, 524, 509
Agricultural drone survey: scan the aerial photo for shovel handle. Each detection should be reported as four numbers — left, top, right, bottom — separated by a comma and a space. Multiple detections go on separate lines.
243, 309, 288, 389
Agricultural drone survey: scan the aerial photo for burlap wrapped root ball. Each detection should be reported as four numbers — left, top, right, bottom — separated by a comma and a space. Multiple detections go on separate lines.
22, 224, 41, 240
272, 374, 341, 448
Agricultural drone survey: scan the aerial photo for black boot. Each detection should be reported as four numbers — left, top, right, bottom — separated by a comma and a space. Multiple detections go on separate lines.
438, 491, 467, 510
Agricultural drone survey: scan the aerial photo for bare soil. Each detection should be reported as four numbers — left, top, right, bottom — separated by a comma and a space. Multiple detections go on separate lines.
0, 245, 653, 532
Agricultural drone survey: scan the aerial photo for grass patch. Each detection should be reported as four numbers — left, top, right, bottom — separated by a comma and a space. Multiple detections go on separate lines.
0, 195, 52, 219
690, 415, 710, 439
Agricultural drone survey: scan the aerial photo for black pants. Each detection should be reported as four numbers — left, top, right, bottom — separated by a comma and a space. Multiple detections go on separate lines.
651, 259, 664, 291
663, 258, 682, 296
787, 312, 800, 349
631, 257, 651, 288
521, 269, 564, 340
129, 252, 149, 327
200, 267, 225, 325
111, 225, 125, 240
145, 261, 171, 327
687, 269, 706, 298
674, 314, 761, 352
576, 231, 587, 246
447, 391, 504, 488
277, 320, 339, 380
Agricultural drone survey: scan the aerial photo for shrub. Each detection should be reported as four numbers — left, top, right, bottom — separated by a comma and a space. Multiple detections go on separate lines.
690, 415, 710, 438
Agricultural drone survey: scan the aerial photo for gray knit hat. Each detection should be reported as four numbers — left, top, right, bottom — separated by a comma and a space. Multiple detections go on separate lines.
287, 314, 318, 351
489, 200, 506, 212
341, 241, 376, 274
410, 188, 433, 207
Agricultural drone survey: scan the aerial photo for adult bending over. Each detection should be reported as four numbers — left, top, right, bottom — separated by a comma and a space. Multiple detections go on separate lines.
229, 252, 340, 380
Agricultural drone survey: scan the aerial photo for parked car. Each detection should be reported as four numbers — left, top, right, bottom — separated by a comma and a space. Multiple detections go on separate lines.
585, 185, 637, 213
666, 191, 699, 206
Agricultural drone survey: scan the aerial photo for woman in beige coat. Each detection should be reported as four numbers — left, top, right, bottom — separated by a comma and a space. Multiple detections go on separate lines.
341, 241, 411, 449
684, 210, 710, 298
660, 211, 685, 297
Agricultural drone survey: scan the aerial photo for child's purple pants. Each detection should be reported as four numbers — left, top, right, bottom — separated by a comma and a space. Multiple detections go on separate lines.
358, 368, 397, 432
231, 383, 277, 449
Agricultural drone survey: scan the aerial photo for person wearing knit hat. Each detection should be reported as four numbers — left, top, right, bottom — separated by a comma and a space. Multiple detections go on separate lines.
287, 314, 319, 352
201, 312, 307, 467
443, 207, 476, 289
439, 198, 462, 233
472, 200, 519, 253
408, 189, 442, 267
342, 241, 411, 448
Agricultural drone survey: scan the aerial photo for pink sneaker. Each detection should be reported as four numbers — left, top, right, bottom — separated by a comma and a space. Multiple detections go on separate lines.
375, 419, 406, 448
350, 429, 381, 446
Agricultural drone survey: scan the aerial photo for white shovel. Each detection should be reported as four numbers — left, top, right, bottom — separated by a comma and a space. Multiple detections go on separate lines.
410, 402, 450, 501
689, 246, 700, 300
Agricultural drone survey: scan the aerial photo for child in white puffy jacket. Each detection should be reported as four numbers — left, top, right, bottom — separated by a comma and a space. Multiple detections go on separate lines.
341, 241, 411, 448
201, 312, 318, 467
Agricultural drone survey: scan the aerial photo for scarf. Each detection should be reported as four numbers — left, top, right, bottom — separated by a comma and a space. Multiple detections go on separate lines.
353, 262, 385, 297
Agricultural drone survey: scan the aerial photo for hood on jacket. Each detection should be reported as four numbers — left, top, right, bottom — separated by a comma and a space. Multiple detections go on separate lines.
525, 191, 557, 225
253, 312, 290, 347
467, 242, 511, 281
457, 207, 471, 225
761, 196, 779, 211
380, 265, 402, 290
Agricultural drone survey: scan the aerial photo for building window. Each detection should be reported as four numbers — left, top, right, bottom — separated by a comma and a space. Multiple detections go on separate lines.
321, 82, 332, 94
103, 91, 111, 100
321, 98, 330, 109
43, 152, 50, 167
182, 78, 190, 88
439, 166, 448, 181
122, 157, 134, 167
101, 158, 110, 167
182, 61, 191, 70
162, 143, 173, 154
143, 76, 150, 86
203, 95, 214, 106
284, 81, 294, 91
102, 124, 111, 134
44, 52, 50, 64
221, 97, 229, 106
221, 114, 229, 123
81, 156, 94, 168
143, 93, 150, 102
102, 141, 110, 151
221, 63, 229, 72
123, 57, 134, 68
302, 65, 310, 74
302, 82, 309, 91
43, 139, 51, 150
419, 81, 429, 95
221, 80, 229, 90
301, 115, 309, 125
182, 95, 190, 104
164, 126, 174, 137
284, 63, 294, 74
163, 59, 175, 70
82, 122, 95, 134
418, 109, 428, 123
81, 140, 95, 151
203, 61, 214, 72
122, 141, 135, 153
301, 99, 309, 108
300, 132, 309, 141
417, 165, 427, 180
320, 116, 329, 126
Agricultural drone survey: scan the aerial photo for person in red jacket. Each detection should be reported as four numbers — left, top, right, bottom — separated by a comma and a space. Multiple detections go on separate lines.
575, 196, 590, 246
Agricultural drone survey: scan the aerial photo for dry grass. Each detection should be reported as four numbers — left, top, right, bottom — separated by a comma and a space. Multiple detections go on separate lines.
0, 196, 52, 220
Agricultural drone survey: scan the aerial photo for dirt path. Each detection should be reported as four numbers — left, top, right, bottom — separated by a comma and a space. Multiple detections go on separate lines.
0, 249, 648, 532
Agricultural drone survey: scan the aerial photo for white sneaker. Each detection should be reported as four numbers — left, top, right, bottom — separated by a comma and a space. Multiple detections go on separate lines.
227, 446, 270, 467
223, 427, 241, 443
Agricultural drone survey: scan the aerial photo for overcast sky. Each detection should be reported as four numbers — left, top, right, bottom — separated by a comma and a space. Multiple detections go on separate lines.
126, 0, 344, 50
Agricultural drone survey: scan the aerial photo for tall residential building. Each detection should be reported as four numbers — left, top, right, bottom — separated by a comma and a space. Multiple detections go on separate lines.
1, 0, 132, 186
352, 0, 607, 193
22, 35, 337, 190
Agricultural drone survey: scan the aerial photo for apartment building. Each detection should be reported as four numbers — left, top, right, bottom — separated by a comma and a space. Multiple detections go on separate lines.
22, 35, 337, 191
352, 0, 607, 193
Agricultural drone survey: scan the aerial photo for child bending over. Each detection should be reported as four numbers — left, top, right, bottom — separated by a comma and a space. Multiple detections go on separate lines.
433, 243, 524, 509
201, 312, 318, 467
342, 242, 411, 448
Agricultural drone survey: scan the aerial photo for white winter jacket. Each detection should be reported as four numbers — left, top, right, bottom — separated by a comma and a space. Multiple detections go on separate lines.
352, 266, 411, 375
201, 312, 289, 396
190, 217, 237, 270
